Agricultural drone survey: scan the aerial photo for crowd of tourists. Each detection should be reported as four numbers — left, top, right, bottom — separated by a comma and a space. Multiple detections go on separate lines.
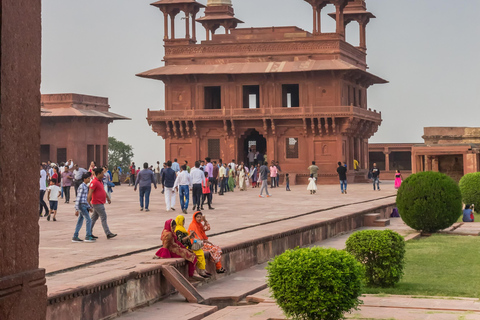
40, 160, 117, 242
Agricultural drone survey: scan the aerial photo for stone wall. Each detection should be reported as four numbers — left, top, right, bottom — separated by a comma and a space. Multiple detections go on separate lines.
0, 0, 47, 319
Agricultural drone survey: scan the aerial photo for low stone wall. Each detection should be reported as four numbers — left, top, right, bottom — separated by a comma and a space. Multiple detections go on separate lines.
46, 202, 396, 320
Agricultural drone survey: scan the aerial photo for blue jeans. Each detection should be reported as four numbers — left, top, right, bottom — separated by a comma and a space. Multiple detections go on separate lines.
373, 177, 380, 190
74, 204, 92, 238
340, 180, 347, 192
139, 186, 152, 209
286, 182, 290, 191
179, 185, 189, 210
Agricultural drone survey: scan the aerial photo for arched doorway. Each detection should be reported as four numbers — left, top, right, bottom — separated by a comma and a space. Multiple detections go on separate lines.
238, 129, 267, 166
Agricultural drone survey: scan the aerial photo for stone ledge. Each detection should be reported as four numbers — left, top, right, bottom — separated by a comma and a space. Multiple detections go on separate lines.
46, 201, 396, 320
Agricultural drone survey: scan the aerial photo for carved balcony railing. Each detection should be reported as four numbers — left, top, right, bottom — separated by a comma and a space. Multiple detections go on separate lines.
147, 105, 381, 122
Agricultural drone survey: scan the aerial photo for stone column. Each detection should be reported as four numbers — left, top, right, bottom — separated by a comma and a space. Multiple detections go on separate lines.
0, 1, 47, 319
170, 12, 176, 39
185, 12, 190, 39
192, 12, 197, 42
163, 11, 169, 39
384, 150, 390, 171
313, 6, 317, 33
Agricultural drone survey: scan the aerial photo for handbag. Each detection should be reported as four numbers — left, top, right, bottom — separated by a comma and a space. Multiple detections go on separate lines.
107, 181, 115, 188
191, 239, 204, 251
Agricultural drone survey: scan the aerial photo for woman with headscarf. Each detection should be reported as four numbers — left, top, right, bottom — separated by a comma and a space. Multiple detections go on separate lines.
174, 215, 210, 278
228, 165, 235, 192
188, 211, 226, 274
239, 167, 247, 191
155, 219, 198, 278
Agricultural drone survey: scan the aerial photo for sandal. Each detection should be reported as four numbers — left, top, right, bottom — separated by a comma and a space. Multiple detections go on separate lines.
216, 267, 226, 274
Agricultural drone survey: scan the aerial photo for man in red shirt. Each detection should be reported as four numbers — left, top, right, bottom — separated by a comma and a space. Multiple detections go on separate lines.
129, 162, 136, 186
88, 167, 117, 239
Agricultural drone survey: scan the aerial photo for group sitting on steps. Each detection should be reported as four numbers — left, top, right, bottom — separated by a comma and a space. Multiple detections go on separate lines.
154, 211, 226, 279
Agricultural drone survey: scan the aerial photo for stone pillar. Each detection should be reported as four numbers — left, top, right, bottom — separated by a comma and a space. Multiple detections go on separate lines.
384, 150, 390, 171
170, 12, 176, 39
313, 7, 317, 33
0, 1, 47, 319
359, 20, 367, 49
334, 2, 346, 36
185, 12, 190, 39
163, 11, 169, 39
192, 12, 197, 42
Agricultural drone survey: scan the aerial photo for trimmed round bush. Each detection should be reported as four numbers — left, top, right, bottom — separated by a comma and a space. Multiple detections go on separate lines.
266, 247, 364, 320
396, 171, 462, 233
345, 230, 405, 288
459, 172, 480, 208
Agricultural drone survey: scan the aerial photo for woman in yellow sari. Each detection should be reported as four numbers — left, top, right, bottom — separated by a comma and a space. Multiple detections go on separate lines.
174, 215, 210, 278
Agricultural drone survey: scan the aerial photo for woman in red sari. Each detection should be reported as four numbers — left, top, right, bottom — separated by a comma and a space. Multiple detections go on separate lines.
155, 219, 198, 277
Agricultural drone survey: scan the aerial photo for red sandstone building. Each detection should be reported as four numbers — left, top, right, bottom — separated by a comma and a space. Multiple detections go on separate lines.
139, 0, 387, 183
40, 94, 129, 168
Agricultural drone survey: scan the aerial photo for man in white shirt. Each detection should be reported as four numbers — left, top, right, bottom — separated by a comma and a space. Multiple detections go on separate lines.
39, 164, 49, 217
190, 161, 206, 211
247, 149, 255, 167
174, 165, 191, 214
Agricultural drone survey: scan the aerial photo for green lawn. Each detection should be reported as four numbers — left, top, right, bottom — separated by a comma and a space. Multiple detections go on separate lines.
363, 234, 480, 298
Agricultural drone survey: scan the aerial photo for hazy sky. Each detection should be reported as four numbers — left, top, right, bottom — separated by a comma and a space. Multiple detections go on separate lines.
41, 0, 480, 164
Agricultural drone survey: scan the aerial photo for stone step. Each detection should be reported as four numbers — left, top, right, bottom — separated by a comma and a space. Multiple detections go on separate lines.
373, 219, 390, 227
364, 213, 381, 226
161, 265, 206, 304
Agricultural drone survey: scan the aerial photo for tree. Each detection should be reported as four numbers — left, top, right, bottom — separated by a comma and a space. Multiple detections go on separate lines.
108, 137, 134, 173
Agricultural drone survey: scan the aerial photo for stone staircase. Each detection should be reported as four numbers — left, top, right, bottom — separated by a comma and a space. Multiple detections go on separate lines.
364, 213, 390, 227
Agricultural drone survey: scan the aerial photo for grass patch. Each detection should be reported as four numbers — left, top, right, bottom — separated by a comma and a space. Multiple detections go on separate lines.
363, 234, 480, 298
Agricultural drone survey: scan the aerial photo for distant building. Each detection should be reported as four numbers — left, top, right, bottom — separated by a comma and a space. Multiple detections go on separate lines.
138, 0, 386, 184
40, 93, 129, 168
368, 143, 414, 180
412, 127, 480, 181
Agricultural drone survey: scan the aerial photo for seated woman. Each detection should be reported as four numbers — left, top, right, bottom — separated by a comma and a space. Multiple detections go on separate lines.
463, 204, 475, 222
174, 215, 210, 278
155, 219, 198, 278
188, 211, 226, 273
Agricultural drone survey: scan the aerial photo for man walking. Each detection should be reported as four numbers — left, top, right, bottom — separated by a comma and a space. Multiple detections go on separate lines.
129, 162, 136, 186
174, 165, 191, 214
371, 163, 381, 191
135, 162, 157, 212
172, 158, 180, 173
212, 160, 219, 194
39, 164, 49, 217
205, 157, 214, 191
191, 161, 206, 211
88, 167, 117, 239
337, 161, 348, 194
259, 161, 271, 198
73, 164, 87, 196
275, 161, 282, 187
162, 160, 177, 211
218, 162, 226, 195
308, 161, 319, 184
155, 161, 161, 184
72, 172, 96, 243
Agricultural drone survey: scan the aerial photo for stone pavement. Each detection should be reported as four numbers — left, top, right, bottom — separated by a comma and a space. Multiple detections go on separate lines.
40, 182, 397, 274
115, 221, 480, 320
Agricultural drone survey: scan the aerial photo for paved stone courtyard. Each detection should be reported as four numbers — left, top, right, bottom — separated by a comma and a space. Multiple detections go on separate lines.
39, 181, 397, 273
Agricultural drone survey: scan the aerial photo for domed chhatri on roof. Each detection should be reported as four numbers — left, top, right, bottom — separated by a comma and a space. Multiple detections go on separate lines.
207, 0, 232, 6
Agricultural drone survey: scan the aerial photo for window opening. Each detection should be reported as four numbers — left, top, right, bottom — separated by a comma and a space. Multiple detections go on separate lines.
243, 85, 260, 109
204, 86, 221, 109
286, 138, 299, 159
282, 84, 299, 108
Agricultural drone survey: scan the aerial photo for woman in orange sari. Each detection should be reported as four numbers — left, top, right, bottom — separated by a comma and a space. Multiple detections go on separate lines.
155, 219, 198, 277
188, 211, 226, 273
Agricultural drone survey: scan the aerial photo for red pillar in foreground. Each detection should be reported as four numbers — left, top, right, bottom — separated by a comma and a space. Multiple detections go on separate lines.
0, 0, 47, 319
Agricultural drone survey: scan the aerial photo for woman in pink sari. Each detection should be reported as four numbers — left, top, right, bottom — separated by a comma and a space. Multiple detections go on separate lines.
155, 219, 198, 277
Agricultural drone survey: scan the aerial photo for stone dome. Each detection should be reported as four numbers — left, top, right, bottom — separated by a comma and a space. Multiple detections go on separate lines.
207, 0, 232, 6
